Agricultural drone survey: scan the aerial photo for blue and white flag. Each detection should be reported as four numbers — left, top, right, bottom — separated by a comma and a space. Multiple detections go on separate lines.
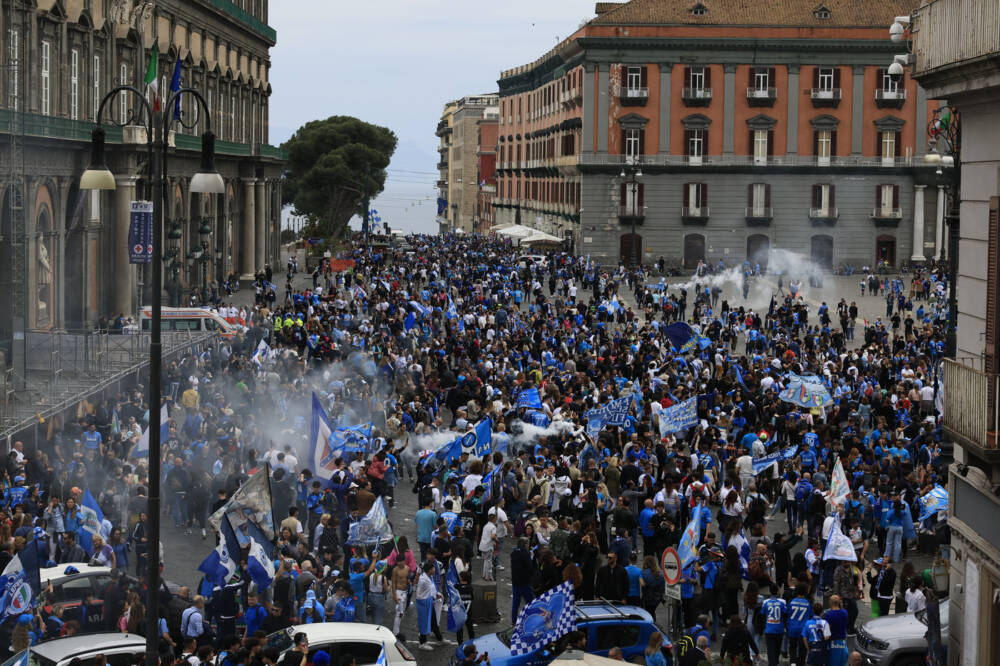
730, 528, 752, 580
822, 512, 857, 562
445, 561, 467, 632
409, 300, 432, 317
0, 540, 41, 618
347, 497, 393, 545
658, 397, 698, 436
482, 467, 496, 503
516, 388, 543, 410
751, 446, 798, 476
208, 469, 275, 546
246, 534, 276, 590
309, 393, 337, 482
198, 521, 238, 587
404, 311, 416, 331
446, 298, 459, 320
510, 580, 576, 656
78, 489, 104, 553
584, 395, 633, 434
374, 644, 388, 666
631, 379, 643, 420
434, 436, 464, 465
677, 504, 704, 569
473, 418, 493, 457
919, 484, 949, 522
130, 403, 169, 458
329, 422, 374, 456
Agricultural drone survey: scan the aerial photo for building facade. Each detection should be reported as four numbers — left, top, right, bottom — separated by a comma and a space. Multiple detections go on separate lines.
911, 0, 1000, 662
434, 93, 497, 233
475, 107, 498, 234
0, 0, 285, 354
495, 0, 943, 268
434, 99, 456, 233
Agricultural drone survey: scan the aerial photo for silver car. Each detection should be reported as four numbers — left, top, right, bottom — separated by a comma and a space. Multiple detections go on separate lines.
854, 598, 949, 666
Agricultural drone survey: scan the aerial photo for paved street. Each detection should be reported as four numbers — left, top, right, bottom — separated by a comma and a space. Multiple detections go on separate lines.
157, 250, 938, 666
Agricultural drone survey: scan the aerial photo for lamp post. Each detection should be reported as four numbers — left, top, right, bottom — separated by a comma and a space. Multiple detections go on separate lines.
198, 218, 212, 304
165, 219, 183, 307
80, 83, 223, 666
619, 165, 642, 268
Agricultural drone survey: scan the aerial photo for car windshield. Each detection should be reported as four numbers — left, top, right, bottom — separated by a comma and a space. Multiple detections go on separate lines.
495, 628, 513, 648
0, 652, 53, 666
915, 599, 949, 626
266, 629, 294, 652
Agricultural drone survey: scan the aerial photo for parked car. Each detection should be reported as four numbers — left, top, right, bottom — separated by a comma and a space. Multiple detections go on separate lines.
854, 598, 949, 666
449, 601, 672, 666
38, 564, 180, 627
265, 622, 415, 666
1, 632, 145, 666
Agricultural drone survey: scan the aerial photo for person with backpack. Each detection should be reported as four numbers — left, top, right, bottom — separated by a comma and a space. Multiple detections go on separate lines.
761, 584, 787, 666
745, 484, 768, 531
794, 474, 814, 532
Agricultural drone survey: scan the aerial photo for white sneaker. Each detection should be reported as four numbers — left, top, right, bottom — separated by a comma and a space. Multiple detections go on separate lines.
442, 639, 458, 646
418, 644, 434, 651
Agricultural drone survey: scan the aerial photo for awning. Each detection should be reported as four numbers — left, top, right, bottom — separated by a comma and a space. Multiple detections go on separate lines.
521, 230, 564, 246
495, 224, 535, 238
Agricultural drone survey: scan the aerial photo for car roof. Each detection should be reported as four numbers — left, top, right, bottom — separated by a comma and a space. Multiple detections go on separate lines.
31, 633, 145, 661
40, 564, 114, 585
275, 622, 400, 643
576, 602, 654, 623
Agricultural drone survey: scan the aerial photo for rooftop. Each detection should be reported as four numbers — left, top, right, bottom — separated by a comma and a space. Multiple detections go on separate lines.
589, 0, 918, 27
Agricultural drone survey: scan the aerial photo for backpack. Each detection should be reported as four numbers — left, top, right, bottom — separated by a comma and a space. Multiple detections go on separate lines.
675, 626, 701, 659
749, 494, 767, 518
809, 492, 826, 516
747, 558, 765, 582
795, 481, 811, 506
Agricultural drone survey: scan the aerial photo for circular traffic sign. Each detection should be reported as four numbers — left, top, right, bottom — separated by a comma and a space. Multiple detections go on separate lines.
661, 546, 681, 585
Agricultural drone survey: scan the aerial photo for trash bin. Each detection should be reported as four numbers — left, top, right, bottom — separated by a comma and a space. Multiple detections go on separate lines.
468, 579, 500, 623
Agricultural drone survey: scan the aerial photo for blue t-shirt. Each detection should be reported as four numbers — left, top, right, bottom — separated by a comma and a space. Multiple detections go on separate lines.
625, 565, 642, 598
824, 608, 849, 640
415, 508, 438, 544
83, 431, 102, 451
761, 597, 787, 634
787, 597, 812, 637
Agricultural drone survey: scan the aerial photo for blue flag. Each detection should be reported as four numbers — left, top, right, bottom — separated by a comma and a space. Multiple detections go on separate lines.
78, 489, 104, 553
730, 528, 752, 579
434, 436, 464, 465
664, 322, 696, 350
510, 580, 576, 656
169, 57, 182, 120
130, 403, 169, 458
445, 561, 467, 632
0, 539, 41, 618
751, 446, 798, 476
473, 418, 493, 457
919, 484, 949, 522
516, 388, 543, 410
658, 397, 698, 436
309, 393, 337, 484
404, 312, 416, 331
583, 395, 633, 434
246, 534, 276, 590
198, 527, 237, 587
347, 497, 393, 545
677, 504, 704, 569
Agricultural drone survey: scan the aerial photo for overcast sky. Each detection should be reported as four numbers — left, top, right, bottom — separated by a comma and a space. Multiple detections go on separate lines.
269, 0, 594, 234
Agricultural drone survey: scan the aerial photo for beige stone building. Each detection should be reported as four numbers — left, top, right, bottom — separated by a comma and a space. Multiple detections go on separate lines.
435, 93, 497, 233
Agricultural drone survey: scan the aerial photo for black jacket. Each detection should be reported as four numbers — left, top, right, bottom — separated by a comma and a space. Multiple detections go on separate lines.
867, 567, 897, 600
594, 563, 628, 601
510, 547, 535, 587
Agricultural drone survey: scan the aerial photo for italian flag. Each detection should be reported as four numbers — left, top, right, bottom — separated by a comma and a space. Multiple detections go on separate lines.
144, 40, 160, 111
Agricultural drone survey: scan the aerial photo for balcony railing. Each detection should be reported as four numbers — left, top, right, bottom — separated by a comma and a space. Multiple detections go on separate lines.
682, 87, 713, 106
809, 207, 839, 223
745, 206, 773, 225
681, 206, 710, 223
204, 0, 277, 44
810, 88, 842, 108
871, 207, 903, 226
943, 358, 1000, 449
875, 88, 908, 109
575, 153, 927, 169
913, 0, 1000, 76
619, 206, 645, 223
746, 87, 777, 106
617, 86, 650, 106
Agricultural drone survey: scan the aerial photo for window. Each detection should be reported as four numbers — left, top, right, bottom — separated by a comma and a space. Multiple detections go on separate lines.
817, 67, 834, 92
627, 66, 641, 90
119, 63, 128, 121
70, 49, 79, 120
218, 90, 225, 139
689, 67, 706, 92
691, 3, 708, 15
40, 41, 51, 115
748, 183, 770, 216
242, 97, 247, 143
880, 69, 899, 93
93, 56, 100, 120
7, 28, 19, 111
596, 625, 641, 651
620, 181, 644, 215
686, 129, 705, 163
754, 68, 770, 92
683, 182, 708, 215
812, 184, 836, 215
752, 129, 771, 163
877, 184, 899, 214
623, 128, 644, 162
879, 130, 900, 164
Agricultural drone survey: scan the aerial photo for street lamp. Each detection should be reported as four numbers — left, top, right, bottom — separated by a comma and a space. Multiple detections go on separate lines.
620, 165, 642, 268
80, 83, 222, 666
198, 218, 212, 304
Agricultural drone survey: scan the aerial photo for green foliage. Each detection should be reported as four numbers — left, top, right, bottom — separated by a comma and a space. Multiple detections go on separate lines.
279, 228, 298, 244
281, 116, 396, 239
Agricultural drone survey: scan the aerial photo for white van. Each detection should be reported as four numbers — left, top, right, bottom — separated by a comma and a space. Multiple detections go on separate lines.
139, 306, 241, 339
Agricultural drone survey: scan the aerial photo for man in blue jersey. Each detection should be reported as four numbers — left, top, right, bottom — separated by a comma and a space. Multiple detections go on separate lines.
786, 583, 812, 666
802, 602, 830, 666
823, 595, 849, 666
761, 584, 787, 666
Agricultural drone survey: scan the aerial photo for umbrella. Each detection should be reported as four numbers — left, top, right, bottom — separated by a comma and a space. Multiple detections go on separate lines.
521, 230, 563, 246
489, 223, 514, 232
495, 224, 534, 238
778, 373, 833, 408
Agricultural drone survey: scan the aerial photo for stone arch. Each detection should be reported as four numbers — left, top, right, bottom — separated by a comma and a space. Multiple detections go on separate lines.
33, 183, 56, 329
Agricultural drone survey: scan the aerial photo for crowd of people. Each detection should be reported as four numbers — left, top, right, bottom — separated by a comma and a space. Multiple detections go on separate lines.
1, 234, 954, 666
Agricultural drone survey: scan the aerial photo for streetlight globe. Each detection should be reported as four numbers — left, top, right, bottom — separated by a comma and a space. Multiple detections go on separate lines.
190, 131, 226, 194
80, 128, 117, 190
923, 153, 942, 165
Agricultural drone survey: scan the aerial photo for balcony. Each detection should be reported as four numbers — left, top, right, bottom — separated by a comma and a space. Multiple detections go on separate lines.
681, 206, 710, 224
809, 207, 839, 225
913, 0, 1000, 80
745, 206, 773, 225
617, 86, 650, 106
204, 0, 277, 44
810, 88, 842, 108
436, 161, 449, 170
682, 87, 713, 107
871, 207, 903, 226
437, 180, 448, 189
619, 205, 645, 225
875, 88, 908, 109
746, 87, 777, 107
942, 359, 1000, 460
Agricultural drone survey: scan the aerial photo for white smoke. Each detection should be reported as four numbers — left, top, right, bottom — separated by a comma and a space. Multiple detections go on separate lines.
511, 419, 579, 447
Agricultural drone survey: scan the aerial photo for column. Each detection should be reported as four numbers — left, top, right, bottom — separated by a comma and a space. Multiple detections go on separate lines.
723, 64, 736, 155
911, 184, 926, 262
254, 179, 265, 270
113, 175, 136, 317
786, 65, 799, 154
583, 63, 596, 154
597, 65, 609, 153
240, 178, 256, 279
659, 64, 671, 154
851, 65, 865, 155
936, 185, 946, 259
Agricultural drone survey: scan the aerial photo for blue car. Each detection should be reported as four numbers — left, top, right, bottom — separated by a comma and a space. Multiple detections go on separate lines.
449, 601, 673, 666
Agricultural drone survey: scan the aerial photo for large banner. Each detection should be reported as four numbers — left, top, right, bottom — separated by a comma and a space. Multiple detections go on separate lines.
128, 201, 153, 264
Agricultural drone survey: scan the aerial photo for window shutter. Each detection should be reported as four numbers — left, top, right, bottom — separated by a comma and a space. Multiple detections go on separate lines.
986, 197, 999, 373
621, 129, 627, 155
640, 66, 648, 88
812, 68, 819, 88
747, 183, 754, 207
748, 67, 755, 90
765, 184, 772, 208
683, 183, 690, 207
704, 67, 711, 89
876, 185, 881, 207
877, 131, 883, 154
620, 183, 626, 206
833, 68, 841, 89
895, 132, 901, 157
701, 183, 708, 208
767, 129, 774, 156
812, 131, 819, 156
749, 130, 755, 155
704, 129, 709, 153
768, 67, 775, 87
638, 129, 645, 155
829, 185, 836, 208
877, 68, 886, 87
831, 130, 838, 156
812, 185, 821, 209
684, 129, 692, 155
638, 183, 644, 208
892, 185, 899, 209
685, 66, 691, 87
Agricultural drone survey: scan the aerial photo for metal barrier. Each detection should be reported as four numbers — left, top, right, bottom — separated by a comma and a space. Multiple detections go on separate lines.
942, 357, 999, 448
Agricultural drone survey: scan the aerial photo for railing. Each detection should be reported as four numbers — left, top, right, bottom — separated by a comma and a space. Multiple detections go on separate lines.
913, 0, 1000, 75
810, 88, 842, 100
875, 89, 908, 102
576, 153, 928, 168
746, 87, 777, 101
871, 207, 903, 220
809, 207, 839, 219
681, 206, 710, 220
203, 0, 277, 44
617, 86, 650, 100
682, 87, 713, 103
619, 205, 644, 218
745, 206, 773, 220
943, 358, 999, 448
0, 108, 123, 142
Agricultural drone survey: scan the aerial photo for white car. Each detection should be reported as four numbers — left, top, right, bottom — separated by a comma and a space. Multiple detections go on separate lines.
38, 564, 181, 626
2, 632, 146, 666
265, 623, 415, 665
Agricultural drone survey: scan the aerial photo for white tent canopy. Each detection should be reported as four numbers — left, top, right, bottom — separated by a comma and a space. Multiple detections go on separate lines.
521, 229, 563, 246
495, 224, 535, 238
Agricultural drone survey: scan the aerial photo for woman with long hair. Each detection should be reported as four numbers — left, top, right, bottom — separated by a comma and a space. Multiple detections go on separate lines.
643, 631, 668, 666
639, 555, 665, 620
719, 614, 759, 665
722, 545, 742, 619
743, 581, 762, 649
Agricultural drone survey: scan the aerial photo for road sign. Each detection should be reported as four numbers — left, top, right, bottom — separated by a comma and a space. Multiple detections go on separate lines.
665, 584, 681, 601
661, 546, 681, 585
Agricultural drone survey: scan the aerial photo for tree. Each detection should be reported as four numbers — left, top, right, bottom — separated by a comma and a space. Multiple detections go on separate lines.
281, 116, 396, 239
279, 228, 298, 244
